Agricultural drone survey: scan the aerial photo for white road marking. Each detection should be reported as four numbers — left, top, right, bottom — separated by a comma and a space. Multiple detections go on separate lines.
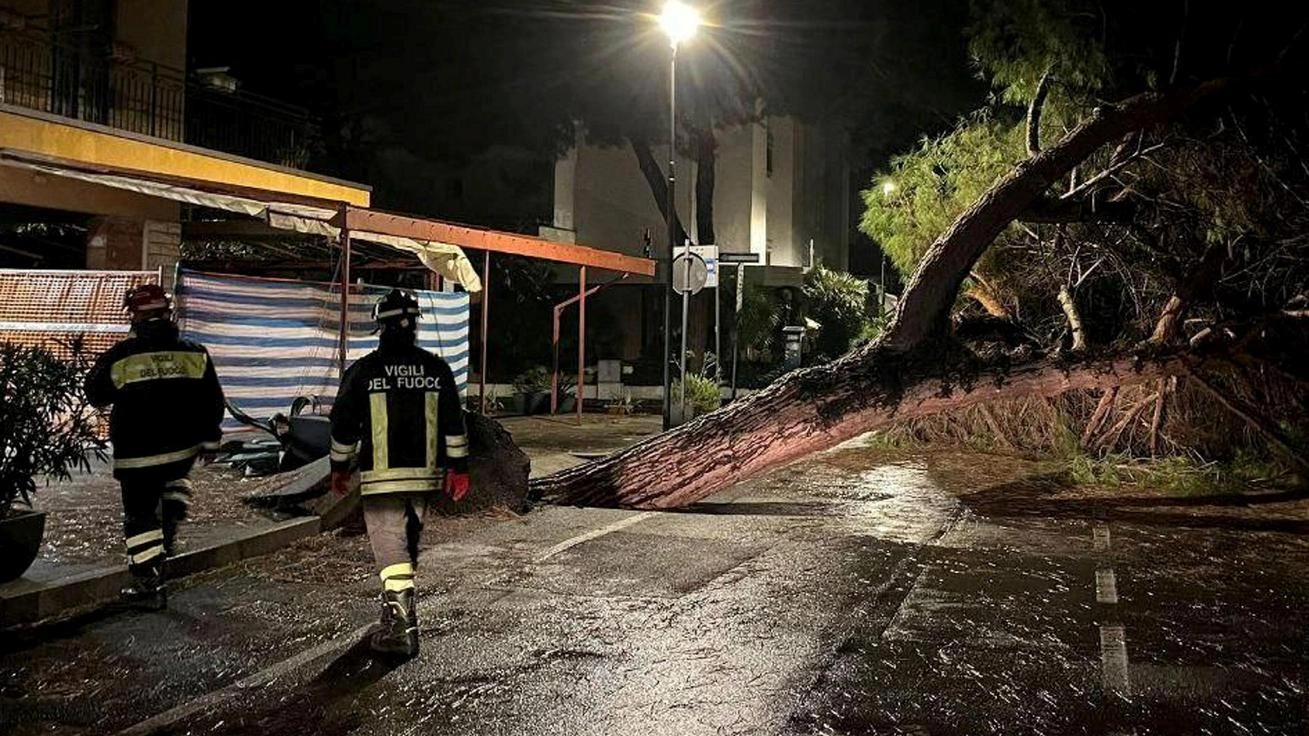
1093, 523, 1112, 552
115, 624, 374, 736
1095, 568, 1120, 604
533, 511, 657, 564
1099, 624, 1132, 694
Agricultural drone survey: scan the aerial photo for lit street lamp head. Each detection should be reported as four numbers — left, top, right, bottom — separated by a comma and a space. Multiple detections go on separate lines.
659, 0, 701, 48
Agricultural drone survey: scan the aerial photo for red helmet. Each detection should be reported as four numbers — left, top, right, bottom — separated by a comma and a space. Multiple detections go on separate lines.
123, 284, 172, 319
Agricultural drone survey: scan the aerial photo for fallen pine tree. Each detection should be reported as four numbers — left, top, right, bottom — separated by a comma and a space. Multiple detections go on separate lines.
531, 59, 1307, 510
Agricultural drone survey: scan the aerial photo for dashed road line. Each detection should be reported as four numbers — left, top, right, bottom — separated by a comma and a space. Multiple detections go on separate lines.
1093, 523, 1112, 552
1095, 568, 1120, 604
1099, 624, 1132, 693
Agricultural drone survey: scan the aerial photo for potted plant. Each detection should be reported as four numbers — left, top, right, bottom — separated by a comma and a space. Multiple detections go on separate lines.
0, 340, 106, 583
512, 366, 552, 416
670, 371, 723, 426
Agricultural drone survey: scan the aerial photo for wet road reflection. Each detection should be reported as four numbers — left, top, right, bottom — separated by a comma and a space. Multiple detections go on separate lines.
2, 447, 1305, 735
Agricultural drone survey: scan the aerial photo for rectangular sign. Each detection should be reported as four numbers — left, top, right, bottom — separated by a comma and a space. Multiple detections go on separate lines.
718, 252, 761, 264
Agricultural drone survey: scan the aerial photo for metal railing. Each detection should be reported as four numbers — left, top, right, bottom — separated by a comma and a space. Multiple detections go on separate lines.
0, 27, 320, 169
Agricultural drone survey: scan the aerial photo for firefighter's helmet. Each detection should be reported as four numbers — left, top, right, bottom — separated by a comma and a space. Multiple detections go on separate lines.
123, 284, 172, 320
373, 289, 421, 330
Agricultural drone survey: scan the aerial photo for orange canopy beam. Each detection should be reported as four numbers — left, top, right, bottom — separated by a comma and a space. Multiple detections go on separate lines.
337, 207, 656, 276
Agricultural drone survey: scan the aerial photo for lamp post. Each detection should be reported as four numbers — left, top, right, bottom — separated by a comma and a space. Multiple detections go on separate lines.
658, 0, 700, 430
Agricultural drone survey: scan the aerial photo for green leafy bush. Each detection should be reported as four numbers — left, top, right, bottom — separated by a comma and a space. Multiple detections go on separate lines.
802, 265, 873, 359
673, 372, 722, 416
0, 340, 107, 517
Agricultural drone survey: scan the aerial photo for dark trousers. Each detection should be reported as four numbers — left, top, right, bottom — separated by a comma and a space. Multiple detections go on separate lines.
119, 460, 195, 578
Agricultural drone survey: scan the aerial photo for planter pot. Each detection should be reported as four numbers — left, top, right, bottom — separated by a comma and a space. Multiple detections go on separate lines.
519, 392, 551, 416
0, 510, 46, 583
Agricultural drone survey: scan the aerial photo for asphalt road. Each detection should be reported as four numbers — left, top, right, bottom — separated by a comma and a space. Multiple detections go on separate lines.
3, 442, 1306, 735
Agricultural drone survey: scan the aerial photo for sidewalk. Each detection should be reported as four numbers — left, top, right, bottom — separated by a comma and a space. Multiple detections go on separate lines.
2, 459, 331, 629
500, 413, 663, 477
2, 414, 664, 629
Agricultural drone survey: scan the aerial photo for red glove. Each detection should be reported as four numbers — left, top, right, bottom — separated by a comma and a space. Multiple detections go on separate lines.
445, 471, 470, 502
331, 469, 354, 498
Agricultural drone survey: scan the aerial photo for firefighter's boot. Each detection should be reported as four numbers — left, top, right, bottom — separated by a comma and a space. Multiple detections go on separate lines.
369, 589, 418, 657
120, 562, 167, 610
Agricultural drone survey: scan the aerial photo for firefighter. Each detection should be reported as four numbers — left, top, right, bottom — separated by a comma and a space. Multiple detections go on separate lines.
329, 288, 470, 657
85, 284, 226, 609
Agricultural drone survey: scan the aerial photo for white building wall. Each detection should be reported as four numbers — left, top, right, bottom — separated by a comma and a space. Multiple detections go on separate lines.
549, 116, 850, 276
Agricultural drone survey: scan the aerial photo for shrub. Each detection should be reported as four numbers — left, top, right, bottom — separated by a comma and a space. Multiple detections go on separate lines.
0, 340, 107, 517
802, 265, 873, 360
512, 365, 552, 395
673, 372, 722, 416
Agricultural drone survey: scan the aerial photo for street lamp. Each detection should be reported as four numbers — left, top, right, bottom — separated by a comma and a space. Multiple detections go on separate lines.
659, 0, 700, 430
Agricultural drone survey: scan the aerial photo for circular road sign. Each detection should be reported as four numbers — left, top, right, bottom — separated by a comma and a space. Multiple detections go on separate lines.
672, 253, 708, 295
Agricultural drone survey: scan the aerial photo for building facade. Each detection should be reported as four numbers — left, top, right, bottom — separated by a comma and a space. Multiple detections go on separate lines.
543, 115, 851, 364
0, 0, 370, 283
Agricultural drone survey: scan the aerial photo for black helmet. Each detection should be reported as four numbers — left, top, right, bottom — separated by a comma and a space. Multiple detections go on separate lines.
373, 288, 421, 330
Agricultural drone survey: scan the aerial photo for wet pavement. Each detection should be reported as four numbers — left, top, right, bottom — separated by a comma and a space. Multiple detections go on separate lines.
2, 440, 1306, 735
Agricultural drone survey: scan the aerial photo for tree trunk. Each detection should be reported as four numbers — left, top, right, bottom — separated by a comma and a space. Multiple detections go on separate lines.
537, 348, 1206, 508
630, 134, 691, 248
693, 125, 717, 246
536, 71, 1269, 510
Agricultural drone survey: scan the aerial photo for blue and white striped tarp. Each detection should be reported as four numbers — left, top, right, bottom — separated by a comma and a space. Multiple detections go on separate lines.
177, 270, 470, 432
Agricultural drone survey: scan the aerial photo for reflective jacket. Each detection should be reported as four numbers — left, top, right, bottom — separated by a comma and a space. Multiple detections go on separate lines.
328, 338, 468, 495
85, 320, 226, 479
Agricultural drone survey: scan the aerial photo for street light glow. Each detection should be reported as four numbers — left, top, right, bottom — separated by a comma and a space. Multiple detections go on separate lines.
659, 1, 701, 47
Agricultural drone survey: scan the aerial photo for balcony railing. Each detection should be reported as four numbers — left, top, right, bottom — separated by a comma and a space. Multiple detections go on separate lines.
0, 27, 320, 170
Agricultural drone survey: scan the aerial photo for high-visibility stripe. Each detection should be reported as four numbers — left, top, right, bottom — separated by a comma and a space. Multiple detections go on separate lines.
110, 351, 208, 389
379, 562, 414, 581
384, 577, 416, 592
376, 307, 420, 319
446, 436, 469, 459
130, 546, 163, 564
165, 478, 193, 491
360, 467, 441, 483
332, 437, 358, 460
369, 393, 389, 471
114, 444, 201, 470
126, 529, 165, 548
162, 491, 192, 505
360, 479, 440, 495
426, 392, 439, 468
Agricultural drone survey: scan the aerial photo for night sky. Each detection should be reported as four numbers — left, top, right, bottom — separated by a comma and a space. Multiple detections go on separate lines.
187, 0, 982, 242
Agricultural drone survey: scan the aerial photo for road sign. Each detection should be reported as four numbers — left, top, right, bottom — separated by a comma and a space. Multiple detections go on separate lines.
718, 252, 761, 265
689, 245, 719, 288
672, 252, 708, 295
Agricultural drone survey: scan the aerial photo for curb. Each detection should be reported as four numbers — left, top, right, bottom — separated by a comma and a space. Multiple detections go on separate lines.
0, 517, 321, 629
0, 461, 343, 630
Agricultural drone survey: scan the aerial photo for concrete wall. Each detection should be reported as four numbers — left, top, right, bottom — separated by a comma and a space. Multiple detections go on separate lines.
552, 115, 850, 278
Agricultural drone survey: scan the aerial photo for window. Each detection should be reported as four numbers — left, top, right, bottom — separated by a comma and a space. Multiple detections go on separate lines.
766, 129, 775, 178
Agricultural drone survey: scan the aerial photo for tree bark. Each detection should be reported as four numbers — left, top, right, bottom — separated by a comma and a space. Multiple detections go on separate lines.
1058, 285, 1088, 352
536, 70, 1271, 510
1027, 69, 1053, 156
1150, 240, 1229, 344
630, 134, 691, 248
